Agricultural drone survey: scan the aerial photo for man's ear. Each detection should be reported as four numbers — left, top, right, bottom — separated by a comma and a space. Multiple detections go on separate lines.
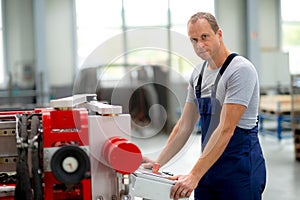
217, 29, 223, 43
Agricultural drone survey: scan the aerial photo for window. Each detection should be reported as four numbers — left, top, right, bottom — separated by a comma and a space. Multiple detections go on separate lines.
170, 0, 215, 77
75, 0, 123, 66
170, 0, 215, 34
123, 0, 169, 27
75, 0, 214, 81
281, 0, 300, 74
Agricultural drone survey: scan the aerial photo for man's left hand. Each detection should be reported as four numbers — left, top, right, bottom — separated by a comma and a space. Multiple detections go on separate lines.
168, 173, 199, 200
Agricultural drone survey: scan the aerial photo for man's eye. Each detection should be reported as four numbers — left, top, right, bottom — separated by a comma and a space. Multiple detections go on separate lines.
201, 35, 208, 40
191, 38, 197, 43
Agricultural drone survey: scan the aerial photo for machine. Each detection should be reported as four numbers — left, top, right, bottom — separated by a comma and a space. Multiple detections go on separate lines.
0, 94, 185, 200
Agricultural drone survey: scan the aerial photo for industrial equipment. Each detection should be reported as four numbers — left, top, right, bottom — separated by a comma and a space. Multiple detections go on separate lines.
0, 94, 183, 200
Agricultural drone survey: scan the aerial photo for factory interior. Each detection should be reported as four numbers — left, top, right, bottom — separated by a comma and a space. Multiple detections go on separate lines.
0, 0, 300, 199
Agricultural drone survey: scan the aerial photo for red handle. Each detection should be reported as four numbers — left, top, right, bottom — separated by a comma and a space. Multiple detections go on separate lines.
102, 137, 142, 174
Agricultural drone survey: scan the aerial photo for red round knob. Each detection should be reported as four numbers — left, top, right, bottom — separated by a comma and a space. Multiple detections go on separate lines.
102, 137, 142, 174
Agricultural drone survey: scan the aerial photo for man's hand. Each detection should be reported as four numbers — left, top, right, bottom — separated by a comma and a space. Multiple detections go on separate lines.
141, 156, 155, 169
169, 174, 199, 200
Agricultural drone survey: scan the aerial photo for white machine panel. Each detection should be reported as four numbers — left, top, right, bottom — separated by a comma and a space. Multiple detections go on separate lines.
88, 114, 131, 199
86, 101, 122, 115
50, 94, 96, 108
132, 168, 188, 200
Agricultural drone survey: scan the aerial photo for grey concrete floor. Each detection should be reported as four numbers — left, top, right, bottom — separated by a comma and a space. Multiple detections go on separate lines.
133, 129, 300, 200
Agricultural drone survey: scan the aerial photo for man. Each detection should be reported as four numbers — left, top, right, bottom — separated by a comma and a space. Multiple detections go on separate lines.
143, 12, 266, 200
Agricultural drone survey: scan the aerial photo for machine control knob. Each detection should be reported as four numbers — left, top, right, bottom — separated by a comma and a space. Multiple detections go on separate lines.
102, 137, 142, 174
50, 145, 90, 184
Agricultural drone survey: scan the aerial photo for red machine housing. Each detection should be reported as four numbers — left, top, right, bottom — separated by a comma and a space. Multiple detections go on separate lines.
42, 108, 91, 200
0, 97, 143, 200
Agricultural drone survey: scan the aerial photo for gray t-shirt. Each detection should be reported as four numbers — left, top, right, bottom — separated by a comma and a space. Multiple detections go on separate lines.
186, 55, 259, 129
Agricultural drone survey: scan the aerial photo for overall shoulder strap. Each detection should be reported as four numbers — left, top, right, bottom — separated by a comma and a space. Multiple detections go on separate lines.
212, 53, 238, 96
219, 53, 238, 76
196, 53, 238, 99
195, 61, 207, 99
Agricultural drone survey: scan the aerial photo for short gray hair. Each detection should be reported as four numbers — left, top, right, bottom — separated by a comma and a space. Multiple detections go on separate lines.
188, 12, 219, 33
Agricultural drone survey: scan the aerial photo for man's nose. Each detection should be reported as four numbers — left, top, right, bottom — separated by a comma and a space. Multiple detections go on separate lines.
196, 42, 205, 50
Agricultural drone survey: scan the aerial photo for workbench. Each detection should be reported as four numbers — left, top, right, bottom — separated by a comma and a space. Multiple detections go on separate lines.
291, 74, 300, 161
259, 95, 300, 140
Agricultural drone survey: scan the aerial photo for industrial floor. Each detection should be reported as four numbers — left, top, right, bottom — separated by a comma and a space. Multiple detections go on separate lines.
133, 128, 300, 200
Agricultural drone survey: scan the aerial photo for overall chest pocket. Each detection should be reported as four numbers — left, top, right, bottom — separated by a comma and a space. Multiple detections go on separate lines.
198, 97, 217, 115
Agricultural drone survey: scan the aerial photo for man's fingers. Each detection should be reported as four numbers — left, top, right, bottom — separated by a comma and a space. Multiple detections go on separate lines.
170, 183, 179, 199
170, 179, 183, 199
168, 175, 179, 180
141, 162, 153, 169
142, 156, 153, 163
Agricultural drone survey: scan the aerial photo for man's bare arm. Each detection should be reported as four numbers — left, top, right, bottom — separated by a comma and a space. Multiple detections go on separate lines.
170, 103, 247, 198
190, 103, 246, 180
156, 102, 200, 166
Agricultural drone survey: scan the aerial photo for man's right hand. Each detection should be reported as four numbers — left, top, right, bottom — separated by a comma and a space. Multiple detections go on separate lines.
141, 156, 155, 169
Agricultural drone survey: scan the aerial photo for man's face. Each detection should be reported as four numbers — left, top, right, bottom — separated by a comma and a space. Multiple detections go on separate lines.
188, 19, 221, 61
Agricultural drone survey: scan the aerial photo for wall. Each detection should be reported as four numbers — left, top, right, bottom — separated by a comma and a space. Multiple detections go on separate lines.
216, 0, 281, 54
215, 0, 247, 56
260, 51, 290, 88
259, 0, 280, 50
215, 0, 289, 88
4, 0, 75, 93
5, 0, 35, 88
259, 0, 290, 88
46, 0, 75, 87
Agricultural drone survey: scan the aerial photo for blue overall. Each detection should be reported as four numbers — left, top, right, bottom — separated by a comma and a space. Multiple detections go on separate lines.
194, 54, 266, 200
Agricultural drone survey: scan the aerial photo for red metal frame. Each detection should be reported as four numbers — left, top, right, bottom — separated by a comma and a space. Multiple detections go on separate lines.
42, 108, 91, 200
0, 108, 92, 199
